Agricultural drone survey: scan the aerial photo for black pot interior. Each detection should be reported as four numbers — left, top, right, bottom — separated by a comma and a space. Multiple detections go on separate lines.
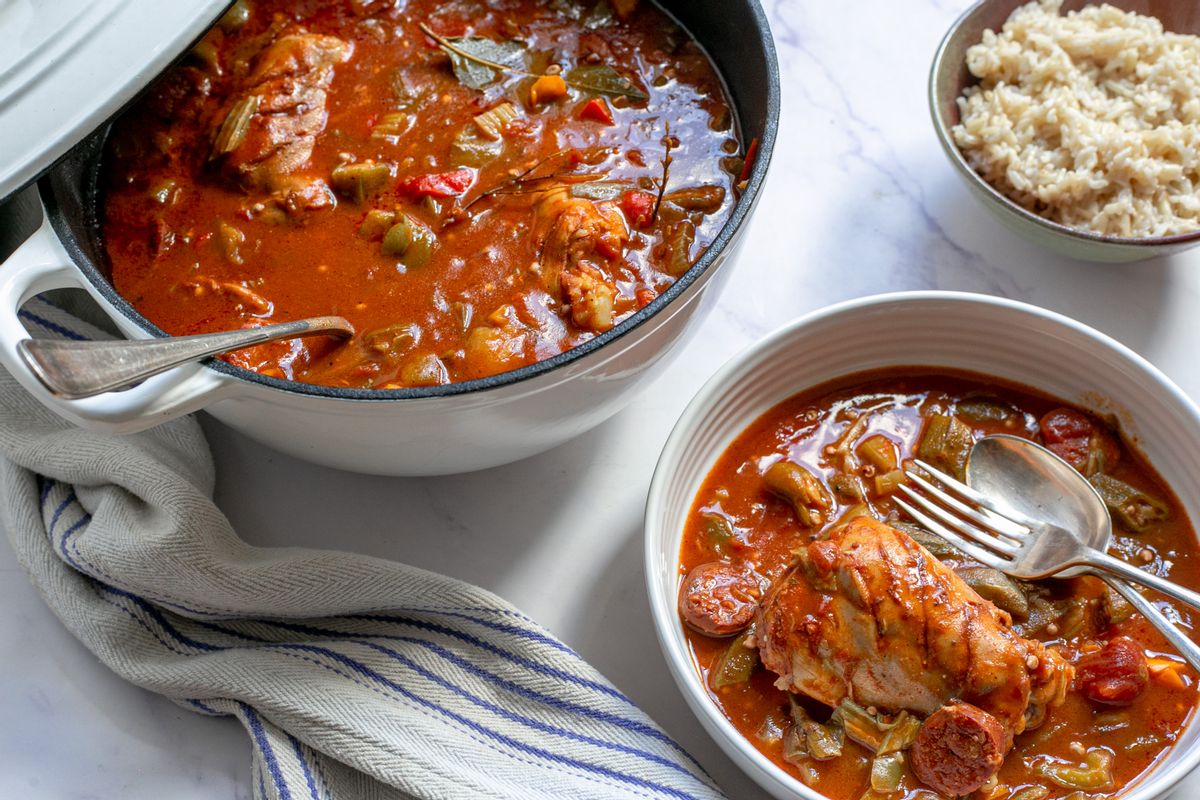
40, 0, 780, 401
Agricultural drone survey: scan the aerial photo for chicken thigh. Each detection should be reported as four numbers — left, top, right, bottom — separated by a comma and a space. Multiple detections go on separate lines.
756, 517, 1072, 741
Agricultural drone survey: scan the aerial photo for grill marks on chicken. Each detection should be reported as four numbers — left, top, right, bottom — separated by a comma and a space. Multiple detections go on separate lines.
756, 518, 1073, 741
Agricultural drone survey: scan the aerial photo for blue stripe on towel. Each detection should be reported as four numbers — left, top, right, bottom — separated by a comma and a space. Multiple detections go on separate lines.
240, 618, 707, 778
353, 638, 701, 783
18, 308, 89, 341
240, 702, 292, 800
353, 613, 628, 702
113, 596, 700, 800
286, 733, 322, 800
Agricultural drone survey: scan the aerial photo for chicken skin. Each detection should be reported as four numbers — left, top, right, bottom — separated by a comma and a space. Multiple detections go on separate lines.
756, 517, 1072, 741
213, 32, 352, 213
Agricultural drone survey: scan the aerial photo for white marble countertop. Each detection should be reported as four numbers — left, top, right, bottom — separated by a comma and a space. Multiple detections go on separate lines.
4, 0, 1200, 797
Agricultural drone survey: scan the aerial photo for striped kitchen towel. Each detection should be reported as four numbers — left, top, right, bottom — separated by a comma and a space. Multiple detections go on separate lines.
0, 297, 724, 800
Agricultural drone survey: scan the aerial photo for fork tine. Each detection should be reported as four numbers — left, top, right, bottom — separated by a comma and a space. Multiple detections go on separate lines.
893, 496, 1011, 567
904, 471, 1028, 543
911, 458, 1044, 529
897, 483, 1017, 556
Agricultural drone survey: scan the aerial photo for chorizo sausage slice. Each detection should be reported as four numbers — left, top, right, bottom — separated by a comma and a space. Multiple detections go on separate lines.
1075, 637, 1148, 705
911, 702, 1006, 797
679, 562, 759, 637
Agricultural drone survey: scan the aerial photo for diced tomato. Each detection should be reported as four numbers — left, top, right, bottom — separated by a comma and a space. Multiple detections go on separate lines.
579, 98, 614, 125
1039, 408, 1120, 473
635, 287, 656, 308
398, 168, 475, 199
620, 190, 656, 229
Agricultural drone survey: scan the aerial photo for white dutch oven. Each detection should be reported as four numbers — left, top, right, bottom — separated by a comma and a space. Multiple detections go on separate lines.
645, 291, 1200, 800
0, 0, 780, 476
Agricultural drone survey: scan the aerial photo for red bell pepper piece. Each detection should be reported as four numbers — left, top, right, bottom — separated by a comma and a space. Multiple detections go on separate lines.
399, 168, 475, 199
619, 189, 656, 229
579, 98, 614, 125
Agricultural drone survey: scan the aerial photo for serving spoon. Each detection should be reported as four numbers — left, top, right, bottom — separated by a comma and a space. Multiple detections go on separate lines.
966, 435, 1200, 670
17, 316, 354, 400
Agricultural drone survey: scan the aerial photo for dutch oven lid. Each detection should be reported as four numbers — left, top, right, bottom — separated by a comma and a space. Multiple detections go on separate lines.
0, 0, 229, 202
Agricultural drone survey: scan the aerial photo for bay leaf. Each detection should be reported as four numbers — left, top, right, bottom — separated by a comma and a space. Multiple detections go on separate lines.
442, 37, 527, 90
566, 64, 648, 101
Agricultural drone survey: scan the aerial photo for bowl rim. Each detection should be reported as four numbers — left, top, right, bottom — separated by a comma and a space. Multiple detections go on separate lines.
928, 0, 1200, 249
644, 289, 1200, 800
43, 0, 781, 404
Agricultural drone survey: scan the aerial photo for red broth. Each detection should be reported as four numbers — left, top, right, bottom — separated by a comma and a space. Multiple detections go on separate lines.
101, 0, 741, 389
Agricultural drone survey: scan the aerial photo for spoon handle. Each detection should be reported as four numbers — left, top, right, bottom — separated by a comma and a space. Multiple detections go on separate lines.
1100, 575, 1200, 672
1091, 550, 1200, 613
17, 316, 354, 400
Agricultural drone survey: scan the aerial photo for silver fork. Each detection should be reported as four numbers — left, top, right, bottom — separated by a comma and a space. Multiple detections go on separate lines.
894, 459, 1200, 613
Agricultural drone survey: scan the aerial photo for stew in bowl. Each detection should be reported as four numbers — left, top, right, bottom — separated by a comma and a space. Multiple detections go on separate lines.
644, 293, 1200, 800
679, 369, 1198, 800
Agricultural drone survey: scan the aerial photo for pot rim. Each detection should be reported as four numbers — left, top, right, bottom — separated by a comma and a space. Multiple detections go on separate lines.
41, 0, 781, 403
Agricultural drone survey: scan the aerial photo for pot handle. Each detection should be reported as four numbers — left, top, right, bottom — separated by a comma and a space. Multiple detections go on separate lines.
0, 218, 232, 433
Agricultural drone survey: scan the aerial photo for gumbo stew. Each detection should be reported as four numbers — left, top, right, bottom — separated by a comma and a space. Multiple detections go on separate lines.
102, 0, 743, 388
679, 369, 1199, 800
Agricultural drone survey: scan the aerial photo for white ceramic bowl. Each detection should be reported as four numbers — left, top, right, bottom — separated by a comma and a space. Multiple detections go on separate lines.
645, 291, 1200, 799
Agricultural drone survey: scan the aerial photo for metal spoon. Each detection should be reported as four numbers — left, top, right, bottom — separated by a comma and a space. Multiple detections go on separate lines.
967, 434, 1200, 670
17, 316, 354, 400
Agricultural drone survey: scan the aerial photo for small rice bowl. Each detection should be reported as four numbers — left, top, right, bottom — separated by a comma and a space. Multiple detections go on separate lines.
953, 0, 1200, 238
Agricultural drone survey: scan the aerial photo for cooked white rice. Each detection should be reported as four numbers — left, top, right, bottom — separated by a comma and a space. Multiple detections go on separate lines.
953, 0, 1200, 237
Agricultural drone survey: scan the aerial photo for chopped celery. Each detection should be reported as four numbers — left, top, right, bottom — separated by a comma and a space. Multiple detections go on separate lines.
1089, 473, 1169, 532
382, 215, 414, 257
372, 111, 415, 140
362, 323, 421, 356
858, 434, 899, 471
216, 221, 245, 265
870, 752, 905, 793
709, 629, 756, 690
803, 720, 844, 761
916, 413, 974, 478
788, 697, 843, 761
665, 220, 697, 276
877, 711, 921, 754
1009, 787, 1050, 800
403, 225, 437, 268
955, 566, 1030, 620
764, 461, 832, 528
956, 397, 1019, 424
873, 469, 906, 496
1034, 748, 1114, 791
700, 512, 735, 558
358, 209, 396, 240
663, 185, 726, 212
473, 102, 519, 140
450, 124, 504, 167
831, 699, 885, 751
331, 161, 392, 203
